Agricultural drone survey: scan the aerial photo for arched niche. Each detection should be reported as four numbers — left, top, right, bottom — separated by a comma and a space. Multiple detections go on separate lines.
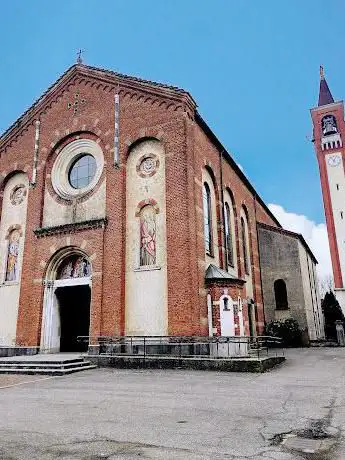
0, 172, 29, 346
125, 137, 168, 336
274, 279, 289, 310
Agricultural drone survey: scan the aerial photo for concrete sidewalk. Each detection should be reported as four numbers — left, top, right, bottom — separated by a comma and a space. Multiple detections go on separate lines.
0, 348, 344, 459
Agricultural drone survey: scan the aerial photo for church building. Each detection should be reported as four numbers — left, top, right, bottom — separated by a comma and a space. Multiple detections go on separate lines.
0, 62, 324, 354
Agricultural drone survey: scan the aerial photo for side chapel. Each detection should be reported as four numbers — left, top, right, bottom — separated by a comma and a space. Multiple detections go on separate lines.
0, 63, 324, 353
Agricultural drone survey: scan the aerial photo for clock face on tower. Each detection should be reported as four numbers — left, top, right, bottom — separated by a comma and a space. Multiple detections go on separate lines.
327, 155, 341, 167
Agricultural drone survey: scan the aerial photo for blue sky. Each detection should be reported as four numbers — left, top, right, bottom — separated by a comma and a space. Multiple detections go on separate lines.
1, 0, 344, 227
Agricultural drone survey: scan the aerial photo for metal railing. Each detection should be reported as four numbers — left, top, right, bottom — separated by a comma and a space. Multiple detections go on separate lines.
77, 335, 284, 361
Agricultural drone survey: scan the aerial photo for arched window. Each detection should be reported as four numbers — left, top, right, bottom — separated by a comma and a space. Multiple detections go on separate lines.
274, 279, 288, 310
321, 115, 338, 136
241, 217, 249, 274
140, 205, 156, 266
224, 203, 234, 267
5, 229, 20, 282
203, 183, 213, 255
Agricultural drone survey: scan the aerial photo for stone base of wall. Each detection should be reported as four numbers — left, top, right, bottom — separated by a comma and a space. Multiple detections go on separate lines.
92, 340, 249, 358
0, 346, 40, 357
88, 345, 100, 355
88, 355, 285, 373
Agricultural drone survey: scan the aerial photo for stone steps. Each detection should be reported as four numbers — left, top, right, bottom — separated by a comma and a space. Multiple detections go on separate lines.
0, 357, 96, 376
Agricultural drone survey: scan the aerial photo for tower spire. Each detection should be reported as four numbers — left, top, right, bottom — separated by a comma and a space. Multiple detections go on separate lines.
320, 65, 324, 79
318, 65, 334, 106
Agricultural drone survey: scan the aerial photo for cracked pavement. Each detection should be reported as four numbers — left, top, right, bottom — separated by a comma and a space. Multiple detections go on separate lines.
0, 348, 345, 459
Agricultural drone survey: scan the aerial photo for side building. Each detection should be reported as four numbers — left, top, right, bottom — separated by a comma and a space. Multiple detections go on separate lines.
258, 224, 325, 342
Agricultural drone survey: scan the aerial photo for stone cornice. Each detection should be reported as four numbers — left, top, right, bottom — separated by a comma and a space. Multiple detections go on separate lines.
77, 65, 197, 113
34, 217, 107, 238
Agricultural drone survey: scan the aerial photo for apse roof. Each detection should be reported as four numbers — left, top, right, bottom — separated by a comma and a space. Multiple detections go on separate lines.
205, 264, 245, 282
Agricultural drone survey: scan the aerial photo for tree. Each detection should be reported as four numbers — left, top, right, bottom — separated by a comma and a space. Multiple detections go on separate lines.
322, 291, 345, 340
319, 275, 334, 299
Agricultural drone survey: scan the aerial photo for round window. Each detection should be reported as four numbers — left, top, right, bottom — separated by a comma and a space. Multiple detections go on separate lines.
51, 139, 104, 200
68, 154, 97, 189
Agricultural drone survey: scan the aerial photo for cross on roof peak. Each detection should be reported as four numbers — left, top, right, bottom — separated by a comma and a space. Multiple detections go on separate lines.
77, 49, 85, 64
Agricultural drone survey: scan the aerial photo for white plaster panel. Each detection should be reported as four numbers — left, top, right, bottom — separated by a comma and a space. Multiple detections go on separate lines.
42, 180, 106, 227
207, 294, 213, 336
125, 140, 168, 336
219, 295, 235, 336
325, 152, 345, 285
0, 173, 29, 345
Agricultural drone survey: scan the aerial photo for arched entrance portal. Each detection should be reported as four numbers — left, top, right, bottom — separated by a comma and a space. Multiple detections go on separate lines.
40, 249, 92, 353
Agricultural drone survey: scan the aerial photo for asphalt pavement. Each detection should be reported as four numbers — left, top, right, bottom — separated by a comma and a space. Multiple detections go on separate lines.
0, 347, 345, 459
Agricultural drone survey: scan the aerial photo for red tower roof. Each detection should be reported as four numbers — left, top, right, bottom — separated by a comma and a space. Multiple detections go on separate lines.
318, 65, 334, 106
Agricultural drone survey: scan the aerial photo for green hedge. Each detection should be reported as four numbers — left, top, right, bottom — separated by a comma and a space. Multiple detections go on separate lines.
265, 318, 302, 347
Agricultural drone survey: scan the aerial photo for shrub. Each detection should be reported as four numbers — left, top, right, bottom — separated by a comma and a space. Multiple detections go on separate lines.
265, 318, 302, 347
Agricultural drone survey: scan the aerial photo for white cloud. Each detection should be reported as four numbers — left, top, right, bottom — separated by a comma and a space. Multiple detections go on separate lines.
267, 204, 332, 280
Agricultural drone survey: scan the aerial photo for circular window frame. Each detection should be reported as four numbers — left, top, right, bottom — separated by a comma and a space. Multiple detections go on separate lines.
136, 153, 160, 178
51, 139, 104, 200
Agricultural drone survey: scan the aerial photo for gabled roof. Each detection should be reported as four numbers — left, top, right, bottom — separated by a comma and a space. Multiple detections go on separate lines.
0, 63, 196, 148
0, 63, 281, 229
257, 222, 318, 264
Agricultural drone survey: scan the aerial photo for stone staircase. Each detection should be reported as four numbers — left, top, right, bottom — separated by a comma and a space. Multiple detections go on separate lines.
0, 354, 96, 376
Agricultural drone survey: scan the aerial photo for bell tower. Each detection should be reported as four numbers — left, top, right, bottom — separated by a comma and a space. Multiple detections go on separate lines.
311, 66, 345, 312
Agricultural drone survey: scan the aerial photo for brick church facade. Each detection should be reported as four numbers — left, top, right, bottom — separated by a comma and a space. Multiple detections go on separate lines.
0, 63, 324, 353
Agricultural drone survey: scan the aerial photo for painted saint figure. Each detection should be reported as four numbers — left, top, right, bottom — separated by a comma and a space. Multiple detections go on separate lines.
140, 206, 156, 266
5, 230, 20, 282
59, 260, 74, 279
58, 256, 91, 279
73, 256, 91, 278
